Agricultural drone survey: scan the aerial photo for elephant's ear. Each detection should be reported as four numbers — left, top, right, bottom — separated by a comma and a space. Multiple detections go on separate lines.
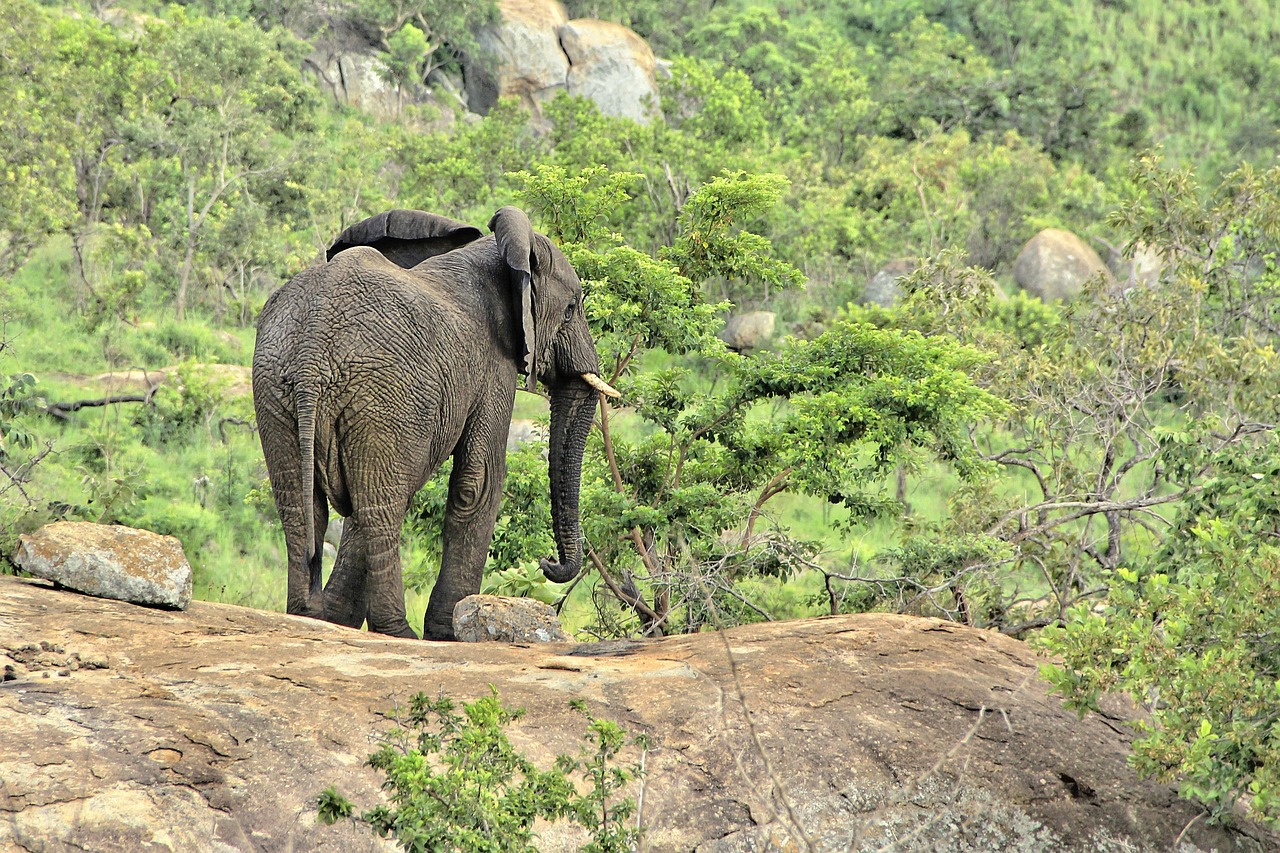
489, 206, 538, 391
327, 209, 483, 268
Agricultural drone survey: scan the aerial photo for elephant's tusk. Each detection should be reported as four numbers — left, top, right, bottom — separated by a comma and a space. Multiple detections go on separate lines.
582, 372, 621, 398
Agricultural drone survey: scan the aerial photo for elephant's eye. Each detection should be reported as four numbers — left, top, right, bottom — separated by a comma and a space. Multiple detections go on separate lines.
564, 303, 576, 320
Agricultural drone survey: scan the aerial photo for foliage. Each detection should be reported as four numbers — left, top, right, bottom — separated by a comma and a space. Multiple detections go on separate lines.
8, 0, 1280, 823
317, 689, 644, 852
511, 165, 1006, 636
1040, 433, 1280, 824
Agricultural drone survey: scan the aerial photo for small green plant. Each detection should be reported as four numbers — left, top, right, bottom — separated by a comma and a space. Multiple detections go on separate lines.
318, 689, 644, 853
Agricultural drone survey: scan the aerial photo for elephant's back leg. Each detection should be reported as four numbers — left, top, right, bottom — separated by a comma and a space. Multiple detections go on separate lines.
323, 515, 371, 629
255, 401, 326, 618
339, 424, 423, 639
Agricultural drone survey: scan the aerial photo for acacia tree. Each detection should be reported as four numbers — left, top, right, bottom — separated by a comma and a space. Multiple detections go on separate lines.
1031, 157, 1280, 823
503, 166, 1005, 636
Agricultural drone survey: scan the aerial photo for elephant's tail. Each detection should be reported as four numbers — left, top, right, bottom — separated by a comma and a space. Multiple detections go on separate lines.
296, 385, 321, 596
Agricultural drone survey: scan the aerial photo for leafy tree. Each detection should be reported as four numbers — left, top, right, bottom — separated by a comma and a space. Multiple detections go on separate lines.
1041, 434, 1280, 824
510, 166, 1005, 636
127, 9, 320, 319
0, 3, 136, 281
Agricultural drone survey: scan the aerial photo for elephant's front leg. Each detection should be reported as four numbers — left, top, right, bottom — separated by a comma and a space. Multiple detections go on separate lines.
423, 428, 507, 641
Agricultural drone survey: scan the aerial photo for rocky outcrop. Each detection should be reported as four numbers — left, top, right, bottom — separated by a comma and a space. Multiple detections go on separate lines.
465, 0, 660, 122
13, 523, 192, 610
561, 19, 661, 123
1013, 228, 1113, 301
307, 47, 403, 120
452, 594, 569, 642
1, 575, 1272, 852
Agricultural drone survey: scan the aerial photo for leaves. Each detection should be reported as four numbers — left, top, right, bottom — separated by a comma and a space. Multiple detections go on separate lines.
320, 690, 643, 852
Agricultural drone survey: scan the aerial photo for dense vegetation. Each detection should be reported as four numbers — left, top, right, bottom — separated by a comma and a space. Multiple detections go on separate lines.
4, 0, 1280, 827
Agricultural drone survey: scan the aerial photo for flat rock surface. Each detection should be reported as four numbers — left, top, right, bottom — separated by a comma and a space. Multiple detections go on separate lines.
0, 575, 1272, 852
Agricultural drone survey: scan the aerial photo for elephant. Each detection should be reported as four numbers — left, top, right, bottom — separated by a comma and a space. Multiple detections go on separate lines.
252, 206, 619, 640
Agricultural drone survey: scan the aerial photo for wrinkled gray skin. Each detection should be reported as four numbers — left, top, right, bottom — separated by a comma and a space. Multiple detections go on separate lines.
252, 207, 606, 640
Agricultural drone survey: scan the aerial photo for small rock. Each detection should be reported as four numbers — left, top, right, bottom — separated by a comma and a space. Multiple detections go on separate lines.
860, 259, 915, 307
453, 594, 570, 643
78, 652, 110, 670
14, 522, 193, 610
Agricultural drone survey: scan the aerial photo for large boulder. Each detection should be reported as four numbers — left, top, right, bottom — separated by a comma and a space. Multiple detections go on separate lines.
13, 522, 192, 610
307, 48, 402, 120
465, 0, 660, 122
720, 310, 777, 352
465, 0, 570, 116
1013, 228, 1113, 301
560, 19, 661, 123
0, 574, 1273, 852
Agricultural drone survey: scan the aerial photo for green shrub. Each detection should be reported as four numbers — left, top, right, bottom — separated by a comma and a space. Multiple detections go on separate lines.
318, 690, 644, 853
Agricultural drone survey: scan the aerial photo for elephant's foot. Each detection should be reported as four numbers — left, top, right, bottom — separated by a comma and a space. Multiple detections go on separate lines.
368, 618, 418, 639
322, 596, 367, 630
422, 617, 456, 642
286, 598, 326, 621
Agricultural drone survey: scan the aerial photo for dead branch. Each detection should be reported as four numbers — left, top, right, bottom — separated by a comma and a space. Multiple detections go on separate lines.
46, 388, 156, 420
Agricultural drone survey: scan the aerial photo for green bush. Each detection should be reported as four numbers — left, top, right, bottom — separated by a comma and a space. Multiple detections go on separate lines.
318, 690, 644, 853
1041, 433, 1280, 824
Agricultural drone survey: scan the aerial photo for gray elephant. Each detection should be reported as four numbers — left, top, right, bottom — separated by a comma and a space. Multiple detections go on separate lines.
252, 207, 619, 639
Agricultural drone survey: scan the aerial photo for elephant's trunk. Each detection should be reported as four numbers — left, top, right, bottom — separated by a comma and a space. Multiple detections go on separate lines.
541, 379, 598, 583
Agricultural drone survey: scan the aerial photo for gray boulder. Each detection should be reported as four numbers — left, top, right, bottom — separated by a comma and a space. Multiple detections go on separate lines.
453, 594, 570, 643
1013, 228, 1113, 301
720, 310, 777, 352
861, 259, 915, 307
507, 418, 548, 451
1105, 241, 1164, 290
14, 522, 192, 610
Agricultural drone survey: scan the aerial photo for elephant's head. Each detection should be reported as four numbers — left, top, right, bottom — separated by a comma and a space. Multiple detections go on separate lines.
490, 206, 619, 583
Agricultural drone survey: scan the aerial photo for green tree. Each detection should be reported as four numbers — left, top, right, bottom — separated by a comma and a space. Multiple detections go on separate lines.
512, 166, 1005, 636
318, 690, 643, 852
1041, 434, 1280, 824
128, 9, 319, 319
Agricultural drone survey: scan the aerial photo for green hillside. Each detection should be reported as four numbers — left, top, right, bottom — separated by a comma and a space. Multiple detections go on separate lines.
4, 0, 1280, 824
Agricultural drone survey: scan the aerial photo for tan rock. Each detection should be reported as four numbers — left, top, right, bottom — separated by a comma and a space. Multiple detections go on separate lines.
453, 594, 570, 643
0, 575, 1271, 852
560, 19, 660, 124
14, 522, 192, 609
466, 0, 571, 116
1013, 228, 1113, 301
719, 310, 776, 352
